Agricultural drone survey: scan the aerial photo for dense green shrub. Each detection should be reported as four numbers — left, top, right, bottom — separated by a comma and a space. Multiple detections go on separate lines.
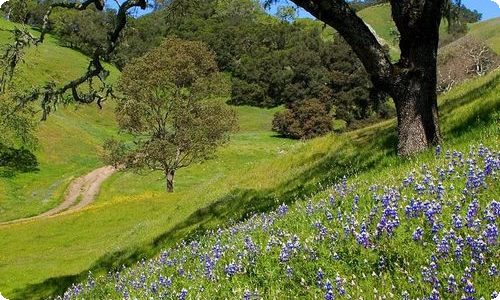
272, 98, 332, 139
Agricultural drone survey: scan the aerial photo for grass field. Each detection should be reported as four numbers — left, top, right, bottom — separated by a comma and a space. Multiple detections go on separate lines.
0, 14, 499, 300
1, 67, 498, 299
65, 100, 500, 298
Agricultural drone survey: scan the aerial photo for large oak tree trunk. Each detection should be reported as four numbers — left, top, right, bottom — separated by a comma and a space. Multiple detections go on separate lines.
290, 0, 446, 156
391, 41, 441, 156
390, 1, 443, 155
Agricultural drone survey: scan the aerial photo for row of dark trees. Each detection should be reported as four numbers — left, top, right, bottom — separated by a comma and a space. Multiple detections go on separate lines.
0, 0, 491, 158
1, 0, 388, 140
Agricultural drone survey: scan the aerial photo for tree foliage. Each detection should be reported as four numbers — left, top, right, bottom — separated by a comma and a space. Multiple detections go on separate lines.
105, 37, 237, 192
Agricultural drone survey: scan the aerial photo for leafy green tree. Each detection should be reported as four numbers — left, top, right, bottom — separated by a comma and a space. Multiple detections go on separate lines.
105, 37, 237, 192
276, 6, 297, 23
50, 6, 113, 56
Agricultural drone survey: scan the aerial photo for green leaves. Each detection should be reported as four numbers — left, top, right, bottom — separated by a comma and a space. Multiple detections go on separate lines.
112, 37, 237, 191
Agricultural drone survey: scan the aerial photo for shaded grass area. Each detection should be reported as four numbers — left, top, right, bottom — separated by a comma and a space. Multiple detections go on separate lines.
0, 19, 120, 221
1, 70, 498, 299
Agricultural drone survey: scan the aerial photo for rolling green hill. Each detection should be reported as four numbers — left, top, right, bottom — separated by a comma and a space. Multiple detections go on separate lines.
0, 18, 121, 222
469, 17, 500, 54
0, 13, 499, 300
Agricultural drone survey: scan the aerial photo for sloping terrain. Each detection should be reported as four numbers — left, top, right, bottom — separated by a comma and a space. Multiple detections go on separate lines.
1, 68, 498, 299
469, 17, 500, 54
0, 12, 498, 300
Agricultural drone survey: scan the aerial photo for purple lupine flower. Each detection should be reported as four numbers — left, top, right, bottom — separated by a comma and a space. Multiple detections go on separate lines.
244, 236, 258, 254
150, 282, 158, 294
243, 290, 252, 300
306, 201, 314, 215
413, 227, 424, 241
436, 182, 445, 200
461, 267, 472, 284
454, 245, 463, 261
317, 268, 324, 287
277, 203, 288, 216
466, 199, 480, 226
435, 145, 442, 156
452, 214, 463, 229
437, 237, 450, 256
279, 235, 300, 263
485, 200, 499, 222
489, 263, 498, 277
447, 274, 457, 293
405, 199, 422, 218
314, 221, 328, 240
483, 223, 498, 245
428, 288, 440, 300
212, 240, 223, 260
224, 262, 239, 278
335, 274, 345, 295
356, 222, 370, 248
324, 279, 334, 300
463, 280, 475, 295
204, 255, 215, 280
329, 194, 335, 205
178, 288, 188, 300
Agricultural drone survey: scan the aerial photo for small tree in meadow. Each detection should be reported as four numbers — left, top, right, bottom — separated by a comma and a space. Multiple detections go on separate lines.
104, 37, 237, 192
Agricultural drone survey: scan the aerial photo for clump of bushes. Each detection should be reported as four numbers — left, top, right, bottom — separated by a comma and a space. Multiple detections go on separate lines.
272, 99, 332, 139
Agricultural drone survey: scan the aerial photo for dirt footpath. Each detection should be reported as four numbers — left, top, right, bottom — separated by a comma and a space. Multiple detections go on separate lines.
0, 166, 116, 226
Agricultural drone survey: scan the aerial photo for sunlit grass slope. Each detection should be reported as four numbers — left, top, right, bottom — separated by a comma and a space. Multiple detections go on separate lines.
0, 18, 120, 221
0, 65, 498, 299
469, 17, 500, 54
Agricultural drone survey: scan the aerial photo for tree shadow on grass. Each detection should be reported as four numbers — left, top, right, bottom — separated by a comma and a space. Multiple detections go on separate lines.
0, 144, 39, 178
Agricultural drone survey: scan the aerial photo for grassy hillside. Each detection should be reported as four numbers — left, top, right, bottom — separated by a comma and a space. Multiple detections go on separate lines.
63, 129, 500, 298
469, 17, 500, 54
0, 19, 120, 222
356, 4, 400, 58
356, 4, 500, 58
1, 65, 498, 299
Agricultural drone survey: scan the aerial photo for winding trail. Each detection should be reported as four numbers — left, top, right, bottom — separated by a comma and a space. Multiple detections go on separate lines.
0, 166, 116, 226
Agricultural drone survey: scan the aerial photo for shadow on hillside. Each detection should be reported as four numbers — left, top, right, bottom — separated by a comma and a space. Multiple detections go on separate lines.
439, 72, 499, 115
0, 144, 39, 178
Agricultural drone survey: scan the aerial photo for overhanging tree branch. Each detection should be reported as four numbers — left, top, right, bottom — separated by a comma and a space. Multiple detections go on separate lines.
1, 0, 147, 119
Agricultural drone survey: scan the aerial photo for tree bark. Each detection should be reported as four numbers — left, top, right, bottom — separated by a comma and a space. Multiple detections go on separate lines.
389, 0, 443, 155
290, 0, 445, 156
166, 169, 175, 193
